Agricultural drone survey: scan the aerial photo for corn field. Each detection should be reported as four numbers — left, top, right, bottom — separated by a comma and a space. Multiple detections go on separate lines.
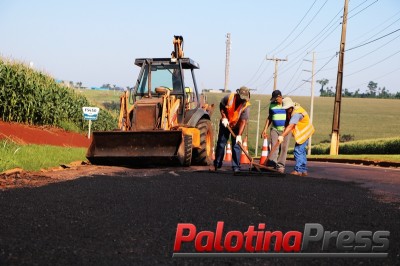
0, 57, 116, 132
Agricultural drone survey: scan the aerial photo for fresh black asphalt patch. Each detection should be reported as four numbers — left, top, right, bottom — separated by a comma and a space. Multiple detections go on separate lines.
0, 169, 399, 265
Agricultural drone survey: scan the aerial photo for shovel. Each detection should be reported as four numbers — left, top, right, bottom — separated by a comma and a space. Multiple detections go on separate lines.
226, 126, 278, 173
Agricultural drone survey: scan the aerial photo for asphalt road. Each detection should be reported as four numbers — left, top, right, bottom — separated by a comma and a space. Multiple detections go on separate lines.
0, 162, 399, 265
285, 160, 400, 203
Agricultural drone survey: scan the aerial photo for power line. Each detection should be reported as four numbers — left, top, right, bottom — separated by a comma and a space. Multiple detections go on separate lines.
286, 0, 373, 59
268, 0, 317, 55
320, 31, 400, 71
274, 0, 329, 56
347, 0, 369, 15
245, 58, 268, 86
286, 53, 337, 96
282, 1, 390, 97
346, 28, 400, 51
247, 1, 318, 87
347, 0, 378, 20
345, 48, 400, 77
347, 10, 400, 45
347, 65, 400, 89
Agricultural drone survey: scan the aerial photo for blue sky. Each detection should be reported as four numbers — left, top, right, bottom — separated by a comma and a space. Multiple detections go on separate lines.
1, 0, 399, 96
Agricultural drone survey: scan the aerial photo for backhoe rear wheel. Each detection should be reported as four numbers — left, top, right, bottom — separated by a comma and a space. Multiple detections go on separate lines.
192, 118, 213, 165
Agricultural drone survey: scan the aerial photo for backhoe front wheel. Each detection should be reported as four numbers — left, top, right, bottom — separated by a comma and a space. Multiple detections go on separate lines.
192, 118, 213, 165
178, 134, 192, 167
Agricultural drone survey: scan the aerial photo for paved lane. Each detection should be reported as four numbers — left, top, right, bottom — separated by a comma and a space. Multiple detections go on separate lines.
284, 160, 400, 203
0, 164, 399, 265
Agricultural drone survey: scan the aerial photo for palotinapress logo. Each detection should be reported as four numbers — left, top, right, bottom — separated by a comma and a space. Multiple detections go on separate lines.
172, 222, 389, 258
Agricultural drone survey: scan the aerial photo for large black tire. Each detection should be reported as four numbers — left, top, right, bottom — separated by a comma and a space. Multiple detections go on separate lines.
178, 134, 193, 167
192, 118, 213, 165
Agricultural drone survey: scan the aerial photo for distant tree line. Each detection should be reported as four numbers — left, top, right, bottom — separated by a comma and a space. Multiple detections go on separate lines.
317, 79, 400, 99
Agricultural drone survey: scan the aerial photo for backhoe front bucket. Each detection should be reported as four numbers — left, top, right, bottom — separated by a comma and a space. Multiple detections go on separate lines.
86, 131, 187, 166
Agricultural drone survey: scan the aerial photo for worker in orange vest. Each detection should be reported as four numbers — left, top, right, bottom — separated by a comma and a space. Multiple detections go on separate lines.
278, 97, 315, 176
211, 86, 251, 174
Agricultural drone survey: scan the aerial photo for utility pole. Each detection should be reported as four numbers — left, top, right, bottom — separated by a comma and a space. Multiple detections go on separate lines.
255, 100, 261, 157
302, 52, 316, 155
266, 56, 287, 91
330, 0, 349, 155
224, 33, 231, 92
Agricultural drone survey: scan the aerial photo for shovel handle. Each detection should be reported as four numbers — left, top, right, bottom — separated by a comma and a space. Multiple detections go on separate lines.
267, 141, 281, 160
226, 125, 262, 172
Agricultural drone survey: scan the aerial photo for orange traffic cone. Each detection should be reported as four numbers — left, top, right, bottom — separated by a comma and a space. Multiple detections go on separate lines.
224, 142, 232, 162
240, 137, 251, 164
259, 138, 269, 165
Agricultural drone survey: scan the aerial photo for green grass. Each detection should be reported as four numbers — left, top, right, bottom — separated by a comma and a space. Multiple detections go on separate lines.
203, 93, 400, 153
0, 140, 87, 172
76, 89, 122, 109
73, 90, 400, 154
1, 91, 399, 172
303, 154, 400, 163
308, 137, 400, 155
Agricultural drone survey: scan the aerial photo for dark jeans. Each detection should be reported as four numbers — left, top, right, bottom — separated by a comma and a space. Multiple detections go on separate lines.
213, 122, 241, 171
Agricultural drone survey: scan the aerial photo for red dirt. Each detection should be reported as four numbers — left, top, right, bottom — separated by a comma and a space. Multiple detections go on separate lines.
0, 120, 90, 148
0, 121, 121, 189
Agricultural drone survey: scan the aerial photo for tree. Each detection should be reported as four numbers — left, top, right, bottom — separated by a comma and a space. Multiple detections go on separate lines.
317, 79, 329, 96
367, 81, 377, 97
379, 87, 390, 98
343, 88, 353, 97
326, 86, 335, 97
354, 89, 360, 97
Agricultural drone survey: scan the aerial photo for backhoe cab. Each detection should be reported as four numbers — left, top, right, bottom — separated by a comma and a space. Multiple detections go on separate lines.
86, 36, 214, 167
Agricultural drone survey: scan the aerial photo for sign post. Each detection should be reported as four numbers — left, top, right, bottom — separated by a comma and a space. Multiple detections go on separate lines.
82, 107, 100, 139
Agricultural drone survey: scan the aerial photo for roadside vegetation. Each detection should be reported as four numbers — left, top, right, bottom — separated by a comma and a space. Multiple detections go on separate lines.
0, 139, 86, 172
306, 154, 400, 163
0, 57, 117, 132
310, 137, 400, 155
203, 92, 400, 154
0, 57, 399, 172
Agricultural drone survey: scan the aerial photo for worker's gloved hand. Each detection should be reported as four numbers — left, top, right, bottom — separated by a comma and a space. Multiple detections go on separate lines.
261, 131, 268, 139
236, 135, 242, 144
278, 136, 284, 143
221, 118, 229, 128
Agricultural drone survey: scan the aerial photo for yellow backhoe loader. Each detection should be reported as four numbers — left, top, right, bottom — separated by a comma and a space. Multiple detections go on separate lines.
86, 36, 214, 166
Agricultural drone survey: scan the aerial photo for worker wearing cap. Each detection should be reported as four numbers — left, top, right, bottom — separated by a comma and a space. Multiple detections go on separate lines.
212, 86, 251, 173
261, 90, 291, 173
278, 97, 315, 176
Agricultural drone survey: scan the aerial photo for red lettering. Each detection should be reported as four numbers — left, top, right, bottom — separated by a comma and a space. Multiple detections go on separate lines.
173, 223, 196, 252
282, 231, 302, 252
195, 231, 215, 251
244, 226, 257, 252
263, 231, 283, 251
255, 224, 266, 251
224, 231, 244, 252
213, 221, 224, 251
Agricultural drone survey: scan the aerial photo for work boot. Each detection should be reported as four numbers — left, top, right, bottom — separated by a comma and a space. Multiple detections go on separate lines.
276, 168, 285, 174
209, 165, 218, 172
290, 171, 303, 176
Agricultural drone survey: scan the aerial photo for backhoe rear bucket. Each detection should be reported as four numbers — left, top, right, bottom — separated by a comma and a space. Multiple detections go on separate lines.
86, 131, 188, 166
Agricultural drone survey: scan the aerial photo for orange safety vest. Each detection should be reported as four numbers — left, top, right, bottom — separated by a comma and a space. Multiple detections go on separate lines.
225, 93, 250, 127
291, 106, 315, 144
